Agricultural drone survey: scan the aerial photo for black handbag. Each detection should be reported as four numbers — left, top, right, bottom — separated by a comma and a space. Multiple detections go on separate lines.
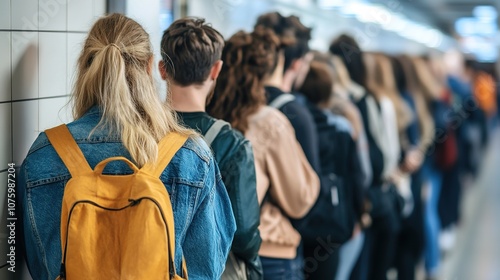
367, 184, 403, 232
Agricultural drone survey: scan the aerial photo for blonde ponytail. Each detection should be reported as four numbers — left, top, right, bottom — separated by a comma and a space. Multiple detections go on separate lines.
72, 13, 192, 167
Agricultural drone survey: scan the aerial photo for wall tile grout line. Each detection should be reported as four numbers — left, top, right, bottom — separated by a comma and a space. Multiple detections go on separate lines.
0, 95, 71, 105
0, 29, 87, 34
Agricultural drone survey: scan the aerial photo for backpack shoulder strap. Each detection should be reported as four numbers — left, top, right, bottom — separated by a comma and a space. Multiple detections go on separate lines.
269, 93, 296, 110
203, 120, 230, 146
142, 132, 189, 178
45, 124, 93, 176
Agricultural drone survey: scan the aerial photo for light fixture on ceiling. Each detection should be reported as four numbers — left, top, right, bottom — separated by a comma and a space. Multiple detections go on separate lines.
473, 5, 497, 22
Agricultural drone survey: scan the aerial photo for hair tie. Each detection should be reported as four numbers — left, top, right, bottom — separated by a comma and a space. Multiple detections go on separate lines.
108, 43, 121, 51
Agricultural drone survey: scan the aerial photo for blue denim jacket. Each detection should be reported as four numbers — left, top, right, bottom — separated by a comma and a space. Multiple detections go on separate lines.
18, 106, 236, 280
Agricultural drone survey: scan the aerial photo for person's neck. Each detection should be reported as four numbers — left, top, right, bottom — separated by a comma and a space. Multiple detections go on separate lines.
281, 70, 296, 93
170, 83, 208, 113
264, 68, 284, 91
317, 101, 330, 109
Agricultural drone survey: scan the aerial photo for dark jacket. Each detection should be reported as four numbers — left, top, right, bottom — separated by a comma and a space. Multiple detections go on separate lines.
307, 103, 365, 224
265, 86, 321, 174
177, 112, 261, 262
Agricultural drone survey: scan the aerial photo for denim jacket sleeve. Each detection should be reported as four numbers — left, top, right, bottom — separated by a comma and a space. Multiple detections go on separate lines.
18, 161, 55, 280
181, 153, 236, 279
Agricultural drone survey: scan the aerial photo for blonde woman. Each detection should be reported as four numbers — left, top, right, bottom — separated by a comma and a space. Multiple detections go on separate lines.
18, 14, 235, 280
330, 35, 402, 280
402, 55, 452, 279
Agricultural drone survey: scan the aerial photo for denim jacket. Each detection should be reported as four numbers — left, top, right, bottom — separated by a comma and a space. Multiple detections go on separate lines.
18, 106, 236, 280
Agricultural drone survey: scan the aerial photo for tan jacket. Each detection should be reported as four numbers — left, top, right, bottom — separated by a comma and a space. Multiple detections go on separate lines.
244, 106, 320, 259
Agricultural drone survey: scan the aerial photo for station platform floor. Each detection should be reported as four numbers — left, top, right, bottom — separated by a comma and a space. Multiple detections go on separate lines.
440, 128, 500, 279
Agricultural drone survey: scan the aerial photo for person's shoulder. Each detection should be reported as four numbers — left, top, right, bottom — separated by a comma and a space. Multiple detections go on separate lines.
258, 106, 291, 125
163, 134, 216, 189
323, 111, 353, 136
280, 94, 315, 125
179, 135, 212, 165
263, 107, 297, 139
281, 95, 310, 115
26, 131, 50, 157
210, 123, 253, 168
213, 122, 249, 147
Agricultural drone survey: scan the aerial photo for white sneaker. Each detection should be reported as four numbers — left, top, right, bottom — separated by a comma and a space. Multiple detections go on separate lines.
440, 226, 457, 253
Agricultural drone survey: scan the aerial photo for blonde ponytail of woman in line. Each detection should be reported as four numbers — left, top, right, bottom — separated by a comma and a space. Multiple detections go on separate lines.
72, 13, 192, 167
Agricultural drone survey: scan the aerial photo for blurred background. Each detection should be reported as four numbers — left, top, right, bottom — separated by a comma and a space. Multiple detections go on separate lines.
1, 0, 499, 279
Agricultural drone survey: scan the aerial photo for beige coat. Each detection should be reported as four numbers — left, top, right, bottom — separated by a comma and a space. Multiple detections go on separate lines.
244, 106, 320, 259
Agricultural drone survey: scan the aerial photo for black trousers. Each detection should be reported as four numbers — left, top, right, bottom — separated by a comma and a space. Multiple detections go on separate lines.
302, 238, 340, 279
350, 201, 401, 280
438, 162, 462, 229
395, 170, 425, 280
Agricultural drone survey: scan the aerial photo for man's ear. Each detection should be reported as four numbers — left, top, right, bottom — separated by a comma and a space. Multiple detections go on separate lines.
290, 58, 303, 72
158, 60, 168, 81
209, 60, 223, 81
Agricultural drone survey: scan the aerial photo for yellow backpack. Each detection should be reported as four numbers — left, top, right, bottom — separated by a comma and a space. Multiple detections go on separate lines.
45, 124, 189, 280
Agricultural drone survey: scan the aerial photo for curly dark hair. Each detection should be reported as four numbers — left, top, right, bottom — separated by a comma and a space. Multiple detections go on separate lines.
206, 27, 282, 133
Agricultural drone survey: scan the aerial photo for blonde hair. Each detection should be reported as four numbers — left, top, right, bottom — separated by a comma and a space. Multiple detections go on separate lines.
331, 55, 352, 97
364, 53, 413, 133
412, 57, 444, 101
399, 55, 438, 151
72, 13, 192, 167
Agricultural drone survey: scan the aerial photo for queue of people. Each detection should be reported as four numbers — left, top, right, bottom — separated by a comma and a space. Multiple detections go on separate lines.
18, 11, 497, 280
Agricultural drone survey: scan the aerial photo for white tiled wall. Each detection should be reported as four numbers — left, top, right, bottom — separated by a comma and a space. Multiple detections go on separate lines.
39, 32, 67, 98
0, 1, 107, 279
0, 0, 10, 29
39, 96, 72, 131
67, 33, 86, 91
68, 0, 95, 32
0, 32, 11, 102
11, 0, 39, 30
38, 0, 67, 31
0, 103, 12, 168
12, 100, 39, 166
11, 32, 39, 101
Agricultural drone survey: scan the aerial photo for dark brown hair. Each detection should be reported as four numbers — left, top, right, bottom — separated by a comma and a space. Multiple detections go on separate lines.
329, 34, 366, 89
255, 12, 311, 71
160, 17, 224, 86
299, 61, 334, 104
206, 27, 281, 133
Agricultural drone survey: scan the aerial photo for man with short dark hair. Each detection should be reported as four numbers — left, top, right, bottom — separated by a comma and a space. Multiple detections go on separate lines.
255, 12, 320, 174
159, 18, 262, 279
254, 12, 321, 280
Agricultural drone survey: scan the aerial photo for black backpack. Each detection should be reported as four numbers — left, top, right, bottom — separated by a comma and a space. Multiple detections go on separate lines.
300, 173, 353, 244
269, 94, 353, 244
